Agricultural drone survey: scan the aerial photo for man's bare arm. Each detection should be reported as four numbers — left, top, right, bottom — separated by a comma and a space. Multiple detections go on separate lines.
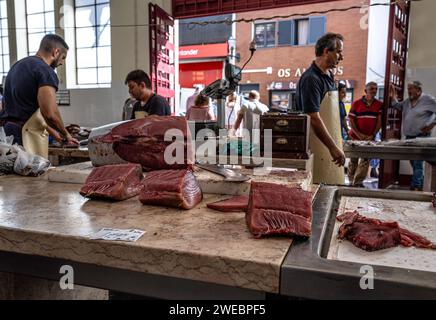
233, 112, 244, 132
38, 86, 78, 144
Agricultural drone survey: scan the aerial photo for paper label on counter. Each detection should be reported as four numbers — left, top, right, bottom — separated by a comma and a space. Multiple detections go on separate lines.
91, 228, 146, 242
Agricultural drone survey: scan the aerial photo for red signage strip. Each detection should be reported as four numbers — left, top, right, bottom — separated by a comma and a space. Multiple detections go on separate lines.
179, 43, 228, 60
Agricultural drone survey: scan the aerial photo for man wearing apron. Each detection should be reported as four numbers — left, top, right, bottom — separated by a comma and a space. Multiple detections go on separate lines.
0, 34, 78, 159
125, 70, 171, 120
295, 33, 346, 185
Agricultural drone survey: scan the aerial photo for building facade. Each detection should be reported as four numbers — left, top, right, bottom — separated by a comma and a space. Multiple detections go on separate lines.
235, 0, 370, 111
178, 14, 235, 114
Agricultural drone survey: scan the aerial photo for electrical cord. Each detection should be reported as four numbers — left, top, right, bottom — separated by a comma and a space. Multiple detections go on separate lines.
5, 0, 421, 30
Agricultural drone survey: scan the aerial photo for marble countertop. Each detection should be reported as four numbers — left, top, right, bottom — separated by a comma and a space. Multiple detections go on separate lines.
0, 176, 296, 293
47, 162, 313, 196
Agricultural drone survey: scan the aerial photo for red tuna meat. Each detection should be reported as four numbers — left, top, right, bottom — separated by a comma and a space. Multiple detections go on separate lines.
246, 182, 312, 238
80, 163, 143, 201
337, 211, 436, 251
207, 195, 249, 212
97, 116, 193, 171
139, 169, 202, 210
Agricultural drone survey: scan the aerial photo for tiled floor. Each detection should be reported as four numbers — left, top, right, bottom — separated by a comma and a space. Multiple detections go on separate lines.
344, 176, 379, 190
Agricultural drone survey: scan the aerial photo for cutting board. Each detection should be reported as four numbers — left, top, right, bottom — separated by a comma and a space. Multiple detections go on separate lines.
328, 196, 436, 273
47, 162, 313, 195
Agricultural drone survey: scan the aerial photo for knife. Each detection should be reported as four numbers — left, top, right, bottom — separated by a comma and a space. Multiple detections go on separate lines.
195, 164, 251, 182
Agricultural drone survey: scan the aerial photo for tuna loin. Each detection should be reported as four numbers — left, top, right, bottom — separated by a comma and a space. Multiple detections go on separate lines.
139, 170, 202, 210
80, 163, 143, 201
246, 182, 312, 238
95, 117, 192, 171
207, 196, 249, 212
337, 211, 436, 251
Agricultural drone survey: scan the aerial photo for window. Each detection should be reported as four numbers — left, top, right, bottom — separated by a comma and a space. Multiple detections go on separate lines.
295, 19, 309, 45
26, 0, 55, 56
377, 86, 385, 102
238, 83, 260, 100
75, 0, 111, 85
254, 23, 275, 48
270, 90, 296, 112
0, 0, 9, 78
277, 16, 326, 47
308, 16, 326, 45
278, 20, 293, 46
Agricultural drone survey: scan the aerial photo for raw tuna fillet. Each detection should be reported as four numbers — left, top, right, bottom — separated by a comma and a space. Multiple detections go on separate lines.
96, 116, 193, 171
399, 228, 436, 249
337, 211, 436, 251
80, 163, 143, 201
246, 182, 312, 238
207, 196, 249, 212
139, 170, 202, 210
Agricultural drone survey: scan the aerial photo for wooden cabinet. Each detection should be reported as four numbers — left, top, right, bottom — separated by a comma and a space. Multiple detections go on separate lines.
261, 113, 310, 159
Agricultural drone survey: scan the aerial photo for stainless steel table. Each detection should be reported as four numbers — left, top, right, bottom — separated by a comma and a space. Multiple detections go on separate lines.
281, 186, 436, 300
344, 144, 436, 191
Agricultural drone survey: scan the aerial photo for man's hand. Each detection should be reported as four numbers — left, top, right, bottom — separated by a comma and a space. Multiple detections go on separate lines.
363, 134, 374, 141
355, 132, 369, 141
330, 146, 346, 167
46, 126, 63, 143
421, 123, 436, 134
65, 133, 79, 146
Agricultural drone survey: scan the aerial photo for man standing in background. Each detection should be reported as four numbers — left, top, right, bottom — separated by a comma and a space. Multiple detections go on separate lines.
390, 81, 436, 191
125, 70, 171, 119
347, 82, 383, 187
295, 33, 346, 185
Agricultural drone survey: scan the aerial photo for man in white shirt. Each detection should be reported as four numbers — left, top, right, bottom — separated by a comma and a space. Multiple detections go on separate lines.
232, 90, 269, 137
225, 93, 240, 129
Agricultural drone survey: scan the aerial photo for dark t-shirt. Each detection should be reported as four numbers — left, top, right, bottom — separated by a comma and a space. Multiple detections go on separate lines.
339, 101, 347, 123
130, 94, 171, 119
0, 56, 59, 122
295, 62, 337, 113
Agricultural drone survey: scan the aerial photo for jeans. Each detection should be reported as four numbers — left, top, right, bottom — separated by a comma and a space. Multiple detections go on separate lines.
2, 122, 23, 145
406, 133, 430, 188
409, 159, 424, 188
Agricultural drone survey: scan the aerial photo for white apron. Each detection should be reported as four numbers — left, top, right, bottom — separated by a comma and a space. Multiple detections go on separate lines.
309, 90, 345, 185
22, 109, 49, 159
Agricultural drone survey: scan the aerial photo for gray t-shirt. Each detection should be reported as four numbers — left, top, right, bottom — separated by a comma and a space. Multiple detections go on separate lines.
393, 94, 436, 137
239, 99, 269, 135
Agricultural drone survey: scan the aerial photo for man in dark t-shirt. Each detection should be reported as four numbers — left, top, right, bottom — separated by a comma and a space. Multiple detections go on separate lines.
295, 33, 346, 185
0, 34, 78, 147
124, 70, 171, 119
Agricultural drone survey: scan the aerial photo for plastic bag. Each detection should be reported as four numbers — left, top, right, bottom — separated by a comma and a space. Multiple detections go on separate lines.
0, 127, 51, 176
0, 128, 17, 175
0, 127, 14, 145
13, 147, 51, 177
0, 143, 18, 175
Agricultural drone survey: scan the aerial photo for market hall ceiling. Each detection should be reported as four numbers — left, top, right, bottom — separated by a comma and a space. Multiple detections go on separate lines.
172, 0, 342, 19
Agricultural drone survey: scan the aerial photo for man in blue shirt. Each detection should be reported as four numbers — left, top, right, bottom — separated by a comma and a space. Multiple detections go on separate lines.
0, 34, 78, 148
295, 33, 346, 185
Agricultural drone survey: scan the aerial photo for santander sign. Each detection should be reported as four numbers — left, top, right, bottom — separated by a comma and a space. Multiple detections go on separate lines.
179, 43, 228, 60
180, 49, 199, 57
